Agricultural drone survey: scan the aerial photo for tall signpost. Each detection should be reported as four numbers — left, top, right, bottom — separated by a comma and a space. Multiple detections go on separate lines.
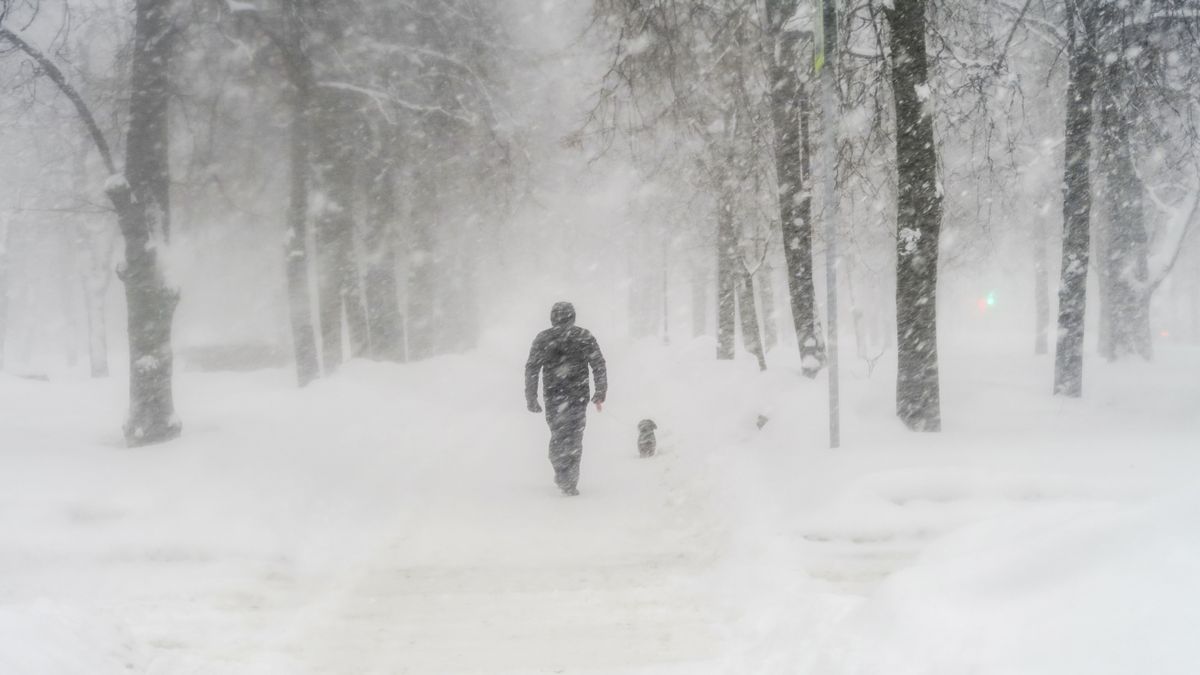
816, 0, 841, 449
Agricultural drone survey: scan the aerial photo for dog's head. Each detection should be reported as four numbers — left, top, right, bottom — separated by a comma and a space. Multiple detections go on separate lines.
637, 419, 657, 433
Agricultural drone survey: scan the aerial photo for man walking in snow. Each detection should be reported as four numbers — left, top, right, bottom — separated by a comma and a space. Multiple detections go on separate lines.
525, 301, 607, 496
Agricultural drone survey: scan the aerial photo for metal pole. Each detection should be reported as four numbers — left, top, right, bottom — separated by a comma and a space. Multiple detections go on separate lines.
820, 0, 841, 449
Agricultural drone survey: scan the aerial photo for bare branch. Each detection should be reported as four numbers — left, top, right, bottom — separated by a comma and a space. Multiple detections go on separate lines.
0, 26, 117, 176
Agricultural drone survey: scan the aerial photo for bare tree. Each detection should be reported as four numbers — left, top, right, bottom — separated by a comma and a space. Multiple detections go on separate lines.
3, 0, 184, 444
591, 0, 777, 363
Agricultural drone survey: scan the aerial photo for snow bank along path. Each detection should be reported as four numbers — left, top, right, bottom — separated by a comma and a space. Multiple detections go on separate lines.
1, 337, 1198, 674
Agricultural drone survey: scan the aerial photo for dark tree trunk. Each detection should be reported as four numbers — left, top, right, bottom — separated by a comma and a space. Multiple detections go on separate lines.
112, 0, 180, 446
737, 266, 768, 371
1033, 215, 1050, 356
716, 188, 737, 360
311, 90, 369, 372
1097, 78, 1151, 361
1054, 1, 1101, 397
1095, 209, 1114, 357
888, 0, 942, 431
766, 1, 824, 377
363, 132, 406, 362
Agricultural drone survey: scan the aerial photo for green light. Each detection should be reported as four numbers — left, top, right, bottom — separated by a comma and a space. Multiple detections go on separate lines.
986, 291, 996, 307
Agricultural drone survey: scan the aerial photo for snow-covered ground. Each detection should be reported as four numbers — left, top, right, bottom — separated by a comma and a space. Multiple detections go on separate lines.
2, 332, 1198, 674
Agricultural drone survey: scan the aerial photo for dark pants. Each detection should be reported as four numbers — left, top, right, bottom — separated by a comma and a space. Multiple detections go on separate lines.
545, 395, 588, 492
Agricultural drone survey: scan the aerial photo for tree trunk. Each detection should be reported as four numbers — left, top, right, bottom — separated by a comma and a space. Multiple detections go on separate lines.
1033, 215, 1050, 356
277, 0, 322, 386
406, 169, 437, 361
627, 246, 658, 339
0, 220, 8, 371
363, 133, 406, 362
766, 2, 824, 377
888, 0, 942, 431
311, 90, 369, 372
77, 221, 114, 377
661, 241, 670, 344
737, 265, 767, 371
83, 280, 109, 377
73, 137, 114, 378
1191, 260, 1200, 343
846, 268, 866, 358
58, 230, 81, 371
1094, 208, 1114, 358
284, 84, 322, 384
1054, 0, 1101, 397
112, 0, 180, 446
1098, 78, 1151, 361
759, 260, 779, 352
443, 244, 479, 352
716, 188, 737, 360
690, 265, 707, 338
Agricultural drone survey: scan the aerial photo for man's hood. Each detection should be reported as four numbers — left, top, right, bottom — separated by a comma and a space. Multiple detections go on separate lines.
550, 301, 576, 327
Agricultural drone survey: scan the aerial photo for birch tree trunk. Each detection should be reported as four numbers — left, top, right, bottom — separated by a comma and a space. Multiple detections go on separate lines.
888, 0, 942, 431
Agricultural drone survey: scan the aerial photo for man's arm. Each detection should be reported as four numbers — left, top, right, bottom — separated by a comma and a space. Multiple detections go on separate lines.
587, 333, 607, 404
525, 334, 545, 412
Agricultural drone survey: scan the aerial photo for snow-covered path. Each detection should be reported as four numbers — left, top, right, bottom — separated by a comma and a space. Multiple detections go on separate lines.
2, 337, 1199, 674
247, 356, 724, 674
1, 342, 731, 674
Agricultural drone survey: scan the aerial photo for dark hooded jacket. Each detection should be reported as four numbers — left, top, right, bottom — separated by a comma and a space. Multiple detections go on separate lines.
526, 302, 607, 407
